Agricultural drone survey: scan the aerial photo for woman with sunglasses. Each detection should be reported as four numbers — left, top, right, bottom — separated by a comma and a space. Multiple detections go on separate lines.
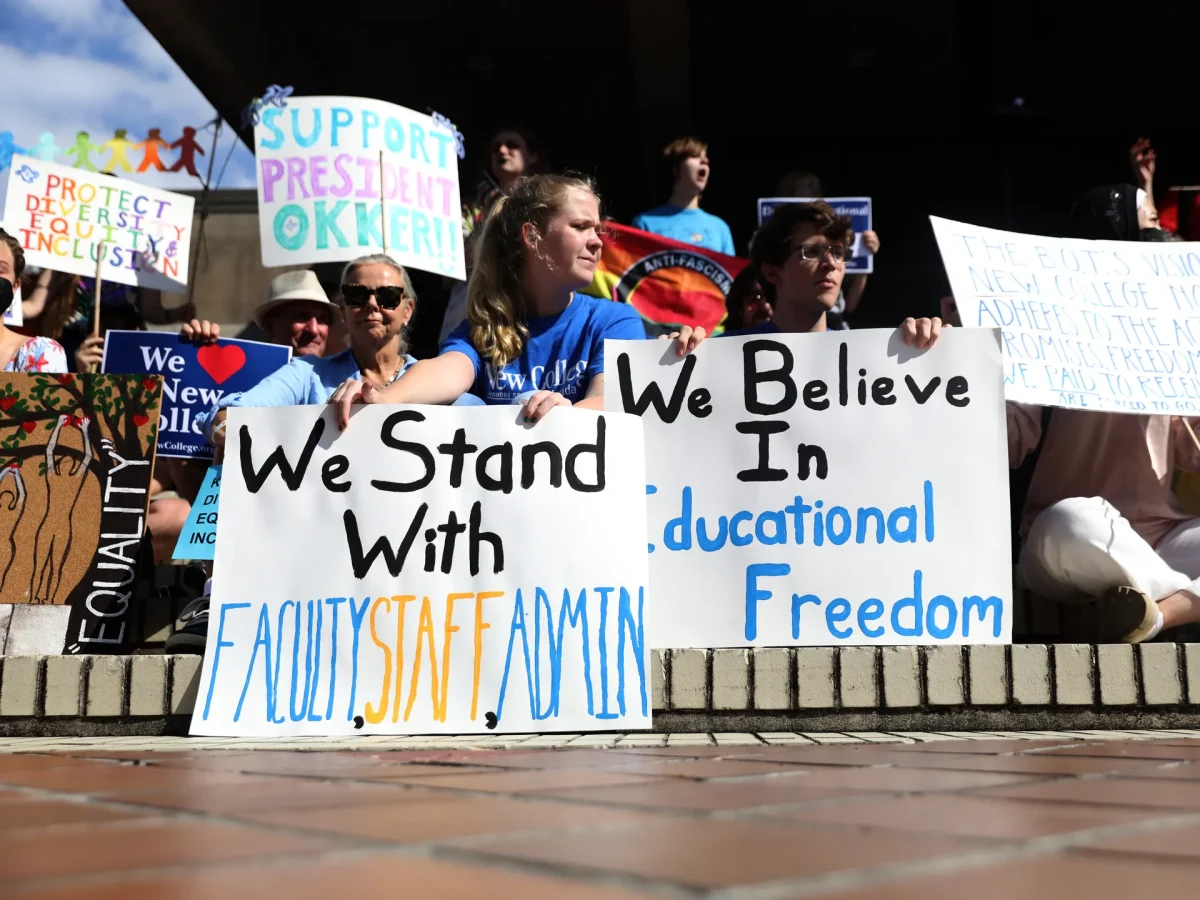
197, 254, 422, 451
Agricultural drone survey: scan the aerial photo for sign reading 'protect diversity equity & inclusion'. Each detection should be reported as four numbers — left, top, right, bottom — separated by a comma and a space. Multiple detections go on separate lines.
254, 97, 465, 280
3, 155, 194, 291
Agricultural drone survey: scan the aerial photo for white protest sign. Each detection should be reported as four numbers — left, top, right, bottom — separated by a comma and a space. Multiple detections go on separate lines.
3, 155, 193, 291
192, 405, 651, 736
255, 97, 465, 280
606, 328, 1011, 648
932, 216, 1200, 414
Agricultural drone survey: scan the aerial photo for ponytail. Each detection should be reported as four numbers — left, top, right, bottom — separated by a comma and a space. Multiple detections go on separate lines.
466, 173, 597, 370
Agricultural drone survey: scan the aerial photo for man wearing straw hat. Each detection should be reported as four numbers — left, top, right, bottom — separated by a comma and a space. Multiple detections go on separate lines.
182, 268, 336, 358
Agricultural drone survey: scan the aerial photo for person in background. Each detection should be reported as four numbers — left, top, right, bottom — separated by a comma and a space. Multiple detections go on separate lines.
723, 266, 771, 332
632, 137, 735, 255
1130, 137, 1160, 225
0, 230, 66, 372
182, 269, 335, 359
1009, 186, 1200, 644
725, 201, 942, 349
771, 169, 881, 328
332, 174, 703, 429
20, 268, 79, 335
440, 125, 550, 345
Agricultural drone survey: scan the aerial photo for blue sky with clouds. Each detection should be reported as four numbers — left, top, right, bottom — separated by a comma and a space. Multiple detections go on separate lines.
0, 0, 256, 211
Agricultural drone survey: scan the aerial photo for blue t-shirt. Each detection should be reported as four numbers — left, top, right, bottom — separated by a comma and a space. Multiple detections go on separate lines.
440, 293, 645, 404
631, 205, 736, 255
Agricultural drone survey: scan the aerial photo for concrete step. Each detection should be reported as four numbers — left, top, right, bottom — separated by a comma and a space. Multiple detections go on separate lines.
1, 645, 1198, 736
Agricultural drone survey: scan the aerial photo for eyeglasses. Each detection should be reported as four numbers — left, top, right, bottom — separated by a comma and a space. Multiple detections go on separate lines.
791, 243, 853, 263
341, 284, 407, 309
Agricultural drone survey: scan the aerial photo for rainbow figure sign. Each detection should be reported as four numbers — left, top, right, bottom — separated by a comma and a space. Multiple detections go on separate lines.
255, 97, 465, 280
191, 405, 650, 736
2, 155, 193, 291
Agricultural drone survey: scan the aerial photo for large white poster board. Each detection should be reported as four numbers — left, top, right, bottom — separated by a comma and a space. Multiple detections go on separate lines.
192, 406, 651, 736
932, 216, 1200, 414
3, 154, 193, 291
606, 328, 1011, 648
255, 97, 465, 280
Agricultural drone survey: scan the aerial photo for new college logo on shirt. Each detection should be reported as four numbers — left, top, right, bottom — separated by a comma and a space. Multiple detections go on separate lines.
485, 357, 589, 400
586, 222, 749, 334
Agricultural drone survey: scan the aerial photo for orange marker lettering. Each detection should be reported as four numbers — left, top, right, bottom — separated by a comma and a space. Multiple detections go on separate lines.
404, 596, 440, 722
364, 597, 392, 725
471, 591, 503, 720
390, 595, 416, 723
439, 593, 471, 722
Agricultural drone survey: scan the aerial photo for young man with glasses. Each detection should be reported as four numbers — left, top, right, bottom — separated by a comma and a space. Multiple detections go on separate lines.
725, 201, 943, 348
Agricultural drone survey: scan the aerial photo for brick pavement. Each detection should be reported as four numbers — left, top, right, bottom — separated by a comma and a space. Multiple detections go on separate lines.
4, 731, 1200, 897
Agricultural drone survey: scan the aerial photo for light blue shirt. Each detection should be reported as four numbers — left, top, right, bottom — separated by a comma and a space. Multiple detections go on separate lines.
631, 205, 736, 255
195, 348, 416, 440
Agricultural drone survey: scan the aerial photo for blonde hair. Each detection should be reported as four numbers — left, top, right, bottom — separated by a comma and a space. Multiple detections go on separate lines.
466, 174, 598, 369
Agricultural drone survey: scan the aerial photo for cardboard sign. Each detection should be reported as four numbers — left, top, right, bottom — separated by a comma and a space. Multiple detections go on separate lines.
0, 373, 161, 652
172, 465, 221, 561
932, 216, 1200, 414
191, 405, 651, 736
3, 155, 194, 291
101, 331, 291, 459
757, 197, 873, 274
254, 97, 465, 280
605, 328, 1011, 647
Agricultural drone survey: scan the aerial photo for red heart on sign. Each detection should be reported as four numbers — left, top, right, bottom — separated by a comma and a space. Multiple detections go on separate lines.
133, 414, 149, 427
196, 344, 246, 385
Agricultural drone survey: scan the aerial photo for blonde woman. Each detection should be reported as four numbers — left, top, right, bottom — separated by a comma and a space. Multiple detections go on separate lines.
333, 174, 703, 427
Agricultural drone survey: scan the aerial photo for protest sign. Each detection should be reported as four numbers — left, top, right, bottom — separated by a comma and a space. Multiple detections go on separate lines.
102, 331, 291, 459
584, 222, 749, 335
0, 373, 161, 652
932, 216, 1200, 414
3, 155, 194, 292
172, 465, 221, 561
606, 328, 1010, 648
757, 197, 873, 274
191, 405, 651, 736
254, 97, 465, 280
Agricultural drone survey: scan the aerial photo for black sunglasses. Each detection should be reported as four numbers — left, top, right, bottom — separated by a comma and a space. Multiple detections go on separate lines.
341, 283, 406, 309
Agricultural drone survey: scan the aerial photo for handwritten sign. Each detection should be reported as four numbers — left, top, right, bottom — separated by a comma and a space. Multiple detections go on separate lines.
606, 329, 1011, 647
102, 331, 291, 459
254, 97, 465, 280
3, 155, 194, 291
757, 197, 873, 274
932, 217, 1200, 414
172, 465, 221, 561
191, 405, 651, 736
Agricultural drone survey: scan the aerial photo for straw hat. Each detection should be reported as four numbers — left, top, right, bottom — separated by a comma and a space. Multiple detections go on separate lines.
254, 270, 334, 327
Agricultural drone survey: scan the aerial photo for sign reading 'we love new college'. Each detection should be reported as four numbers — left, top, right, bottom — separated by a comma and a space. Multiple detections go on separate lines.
102, 332, 292, 459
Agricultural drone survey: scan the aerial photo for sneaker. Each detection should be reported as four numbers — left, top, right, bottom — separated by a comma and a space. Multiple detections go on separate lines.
1060, 586, 1162, 644
164, 593, 209, 654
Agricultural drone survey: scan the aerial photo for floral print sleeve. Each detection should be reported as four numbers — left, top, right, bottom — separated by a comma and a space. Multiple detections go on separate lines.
5, 337, 68, 374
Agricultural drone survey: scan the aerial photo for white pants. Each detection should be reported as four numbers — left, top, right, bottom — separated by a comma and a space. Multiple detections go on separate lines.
1020, 497, 1200, 604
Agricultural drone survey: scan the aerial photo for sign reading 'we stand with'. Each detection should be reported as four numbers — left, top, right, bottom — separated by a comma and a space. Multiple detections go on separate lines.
102, 332, 291, 459
193, 405, 652, 737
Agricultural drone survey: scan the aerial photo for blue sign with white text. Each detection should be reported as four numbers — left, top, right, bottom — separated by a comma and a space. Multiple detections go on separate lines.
757, 196, 873, 274
102, 332, 291, 459
172, 465, 221, 560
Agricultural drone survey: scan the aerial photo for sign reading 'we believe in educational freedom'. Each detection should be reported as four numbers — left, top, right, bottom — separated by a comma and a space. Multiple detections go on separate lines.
191, 406, 650, 736
3, 155, 194, 291
607, 329, 1011, 648
255, 97, 465, 280
933, 217, 1200, 414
